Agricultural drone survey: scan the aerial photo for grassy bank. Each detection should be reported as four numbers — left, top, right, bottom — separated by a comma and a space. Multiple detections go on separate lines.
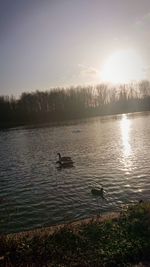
0, 203, 150, 266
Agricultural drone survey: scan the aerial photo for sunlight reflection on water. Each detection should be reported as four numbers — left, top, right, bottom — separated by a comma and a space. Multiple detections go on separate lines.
120, 114, 131, 157
120, 114, 135, 176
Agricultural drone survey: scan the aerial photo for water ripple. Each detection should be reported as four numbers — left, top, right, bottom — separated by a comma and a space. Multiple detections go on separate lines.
0, 112, 150, 234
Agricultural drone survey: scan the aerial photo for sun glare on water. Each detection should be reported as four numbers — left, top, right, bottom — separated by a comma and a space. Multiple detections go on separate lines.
102, 50, 146, 84
120, 114, 131, 157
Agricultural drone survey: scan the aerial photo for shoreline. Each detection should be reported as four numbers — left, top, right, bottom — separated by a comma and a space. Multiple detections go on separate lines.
1, 203, 150, 266
5, 211, 120, 239
0, 110, 150, 130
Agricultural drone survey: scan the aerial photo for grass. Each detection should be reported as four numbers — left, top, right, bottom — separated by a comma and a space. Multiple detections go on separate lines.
0, 202, 150, 267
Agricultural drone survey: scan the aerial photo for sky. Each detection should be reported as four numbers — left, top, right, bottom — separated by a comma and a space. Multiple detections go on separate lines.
0, 0, 150, 97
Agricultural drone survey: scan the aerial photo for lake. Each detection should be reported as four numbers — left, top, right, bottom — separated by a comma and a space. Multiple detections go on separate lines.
0, 111, 150, 234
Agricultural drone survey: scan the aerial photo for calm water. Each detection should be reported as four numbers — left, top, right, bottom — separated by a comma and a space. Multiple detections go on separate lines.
0, 112, 150, 234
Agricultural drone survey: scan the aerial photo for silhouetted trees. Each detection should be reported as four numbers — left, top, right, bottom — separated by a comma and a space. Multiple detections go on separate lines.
0, 81, 150, 128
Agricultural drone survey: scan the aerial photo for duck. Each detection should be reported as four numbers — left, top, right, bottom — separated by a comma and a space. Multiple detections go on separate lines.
56, 153, 74, 168
91, 187, 105, 198
57, 153, 73, 163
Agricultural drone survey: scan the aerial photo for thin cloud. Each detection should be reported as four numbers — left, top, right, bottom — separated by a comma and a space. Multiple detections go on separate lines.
135, 12, 150, 26
78, 64, 99, 76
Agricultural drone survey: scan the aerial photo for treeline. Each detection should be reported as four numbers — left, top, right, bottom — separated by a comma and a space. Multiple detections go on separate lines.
0, 81, 150, 128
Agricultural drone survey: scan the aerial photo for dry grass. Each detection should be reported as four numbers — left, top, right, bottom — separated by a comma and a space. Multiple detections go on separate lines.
0, 203, 150, 267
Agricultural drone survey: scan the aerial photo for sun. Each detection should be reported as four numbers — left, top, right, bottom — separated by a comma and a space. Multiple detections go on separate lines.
101, 50, 146, 84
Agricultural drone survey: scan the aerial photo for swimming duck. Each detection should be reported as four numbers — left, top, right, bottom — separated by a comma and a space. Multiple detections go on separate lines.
57, 153, 73, 163
56, 153, 74, 167
91, 187, 104, 198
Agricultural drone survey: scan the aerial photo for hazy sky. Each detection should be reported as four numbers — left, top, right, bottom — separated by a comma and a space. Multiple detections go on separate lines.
0, 0, 150, 96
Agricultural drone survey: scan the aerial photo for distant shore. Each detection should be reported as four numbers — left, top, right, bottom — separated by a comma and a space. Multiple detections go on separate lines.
0, 82, 150, 129
0, 109, 150, 131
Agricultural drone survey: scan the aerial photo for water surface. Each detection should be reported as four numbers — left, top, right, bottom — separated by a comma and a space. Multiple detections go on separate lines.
0, 112, 150, 234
